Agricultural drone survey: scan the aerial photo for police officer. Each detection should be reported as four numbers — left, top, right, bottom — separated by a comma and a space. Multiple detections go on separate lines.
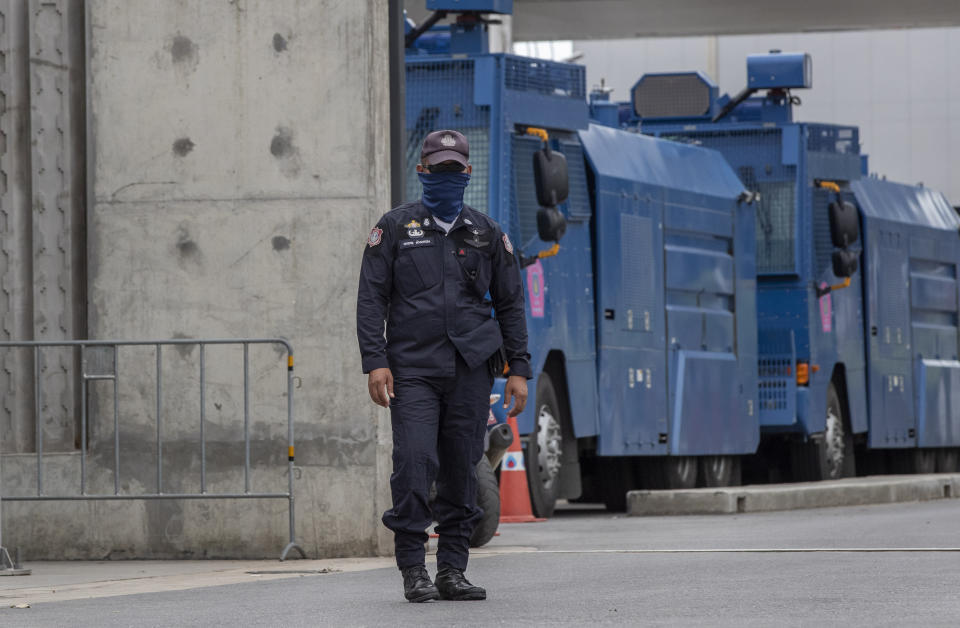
357, 129, 531, 602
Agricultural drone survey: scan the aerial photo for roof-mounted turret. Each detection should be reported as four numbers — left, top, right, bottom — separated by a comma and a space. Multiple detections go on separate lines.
406, 0, 513, 55
630, 50, 812, 125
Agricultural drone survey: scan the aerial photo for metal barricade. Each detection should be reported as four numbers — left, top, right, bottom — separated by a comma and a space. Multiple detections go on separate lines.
0, 339, 306, 573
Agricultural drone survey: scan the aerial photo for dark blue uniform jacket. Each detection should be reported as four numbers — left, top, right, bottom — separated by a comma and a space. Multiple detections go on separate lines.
357, 200, 532, 379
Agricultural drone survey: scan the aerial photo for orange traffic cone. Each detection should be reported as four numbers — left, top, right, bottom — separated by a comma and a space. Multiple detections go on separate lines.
499, 416, 546, 523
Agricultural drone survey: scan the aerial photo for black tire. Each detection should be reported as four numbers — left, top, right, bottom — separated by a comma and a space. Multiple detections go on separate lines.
854, 443, 886, 477
599, 457, 635, 512
886, 449, 915, 474
915, 449, 937, 474
936, 448, 959, 473
649, 456, 698, 489
524, 373, 563, 518
699, 455, 742, 487
793, 381, 855, 481
886, 448, 939, 474
470, 457, 500, 548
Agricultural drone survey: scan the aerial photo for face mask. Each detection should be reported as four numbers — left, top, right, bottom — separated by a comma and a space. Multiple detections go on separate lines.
418, 171, 470, 222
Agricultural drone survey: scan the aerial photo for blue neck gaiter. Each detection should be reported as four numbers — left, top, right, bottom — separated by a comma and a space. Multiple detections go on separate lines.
419, 171, 470, 222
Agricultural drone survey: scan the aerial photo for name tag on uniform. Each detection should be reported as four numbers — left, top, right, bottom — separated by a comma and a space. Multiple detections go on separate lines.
400, 237, 435, 249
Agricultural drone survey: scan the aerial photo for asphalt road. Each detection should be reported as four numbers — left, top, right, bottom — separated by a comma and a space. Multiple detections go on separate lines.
5, 499, 960, 627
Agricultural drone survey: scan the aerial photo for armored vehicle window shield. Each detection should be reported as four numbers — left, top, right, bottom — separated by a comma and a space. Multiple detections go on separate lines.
755, 180, 797, 274
512, 135, 541, 244
405, 59, 491, 212
559, 141, 591, 220
633, 73, 711, 119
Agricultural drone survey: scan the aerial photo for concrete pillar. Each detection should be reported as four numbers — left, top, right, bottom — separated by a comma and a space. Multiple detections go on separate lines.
2, 0, 393, 559
0, 0, 85, 454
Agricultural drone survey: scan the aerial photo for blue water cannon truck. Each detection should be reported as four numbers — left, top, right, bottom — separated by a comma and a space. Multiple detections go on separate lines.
407, 0, 760, 513
630, 51, 960, 481
404, 1, 960, 515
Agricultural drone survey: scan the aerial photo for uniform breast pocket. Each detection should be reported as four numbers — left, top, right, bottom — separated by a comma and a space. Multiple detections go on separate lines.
395, 240, 441, 296
462, 249, 493, 296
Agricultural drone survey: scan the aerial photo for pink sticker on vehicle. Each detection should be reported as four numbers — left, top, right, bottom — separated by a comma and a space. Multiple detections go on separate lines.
527, 260, 545, 318
819, 282, 832, 332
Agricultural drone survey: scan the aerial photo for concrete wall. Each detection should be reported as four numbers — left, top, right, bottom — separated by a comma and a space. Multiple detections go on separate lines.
574, 27, 960, 206
2, 0, 394, 560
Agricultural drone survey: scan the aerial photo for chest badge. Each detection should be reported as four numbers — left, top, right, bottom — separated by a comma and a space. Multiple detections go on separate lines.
408, 228, 424, 238
404, 220, 421, 229
465, 230, 489, 248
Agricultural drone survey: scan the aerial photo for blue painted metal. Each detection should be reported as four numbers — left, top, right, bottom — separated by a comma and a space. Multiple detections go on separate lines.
426, 0, 513, 13
405, 2, 960, 462
578, 124, 758, 456
747, 52, 812, 89
632, 52, 960, 455
638, 75, 868, 441
405, 51, 594, 440
404, 19, 451, 55
853, 178, 960, 448
405, 31, 761, 459
449, 22, 489, 55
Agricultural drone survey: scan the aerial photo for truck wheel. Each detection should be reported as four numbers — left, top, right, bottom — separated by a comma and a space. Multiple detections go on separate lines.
470, 457, 500, 548
793, 381, 855, 480
524, 373, 563, 518
887, 449, 935, 474
600, 458, 634, 512
699, 455, 742, 487
915, 449, 937, 474
936, 448, 959, 473
650, 456, 698, 489
823, 382, 856, 478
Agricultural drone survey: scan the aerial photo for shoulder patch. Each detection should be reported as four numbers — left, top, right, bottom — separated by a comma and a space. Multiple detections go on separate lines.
502, 233, 514, 254
367, 227, 383, 247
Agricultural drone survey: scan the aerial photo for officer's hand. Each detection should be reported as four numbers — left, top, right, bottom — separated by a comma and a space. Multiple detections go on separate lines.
368, 368, 394, 408
503, 375, 528, 417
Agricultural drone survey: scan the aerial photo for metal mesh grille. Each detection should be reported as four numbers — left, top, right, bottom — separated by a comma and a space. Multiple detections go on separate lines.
755, 181, 796, 274
758, 328, 796, 419
621, 214, 655, 332
678, 130, 797, 274
560, 141, 591, 220
759, 359, 791, 410
405, 59, 491, 212
503, 56, 585, 100
512, 135, 541, 244
812, 188, 833, 277
633, 74, 711, 119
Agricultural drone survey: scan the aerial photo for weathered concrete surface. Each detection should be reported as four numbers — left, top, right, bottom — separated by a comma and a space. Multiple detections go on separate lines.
2, 0, 393, 559
626, 474, 960, 516
0, 0, 87, 454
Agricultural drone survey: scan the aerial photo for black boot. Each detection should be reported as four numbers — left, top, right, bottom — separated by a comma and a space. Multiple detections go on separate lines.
401, 565, 440, 603
434, 566, 486, 601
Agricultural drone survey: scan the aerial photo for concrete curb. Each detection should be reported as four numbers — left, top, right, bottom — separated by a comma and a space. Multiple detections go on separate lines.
626, 473, 960, 516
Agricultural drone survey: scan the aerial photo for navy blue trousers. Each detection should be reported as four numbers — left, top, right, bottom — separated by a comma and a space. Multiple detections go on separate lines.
382, 357, 493, 571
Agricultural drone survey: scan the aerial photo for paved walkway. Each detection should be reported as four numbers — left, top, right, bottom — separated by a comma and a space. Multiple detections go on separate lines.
2, 499, 959, 625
